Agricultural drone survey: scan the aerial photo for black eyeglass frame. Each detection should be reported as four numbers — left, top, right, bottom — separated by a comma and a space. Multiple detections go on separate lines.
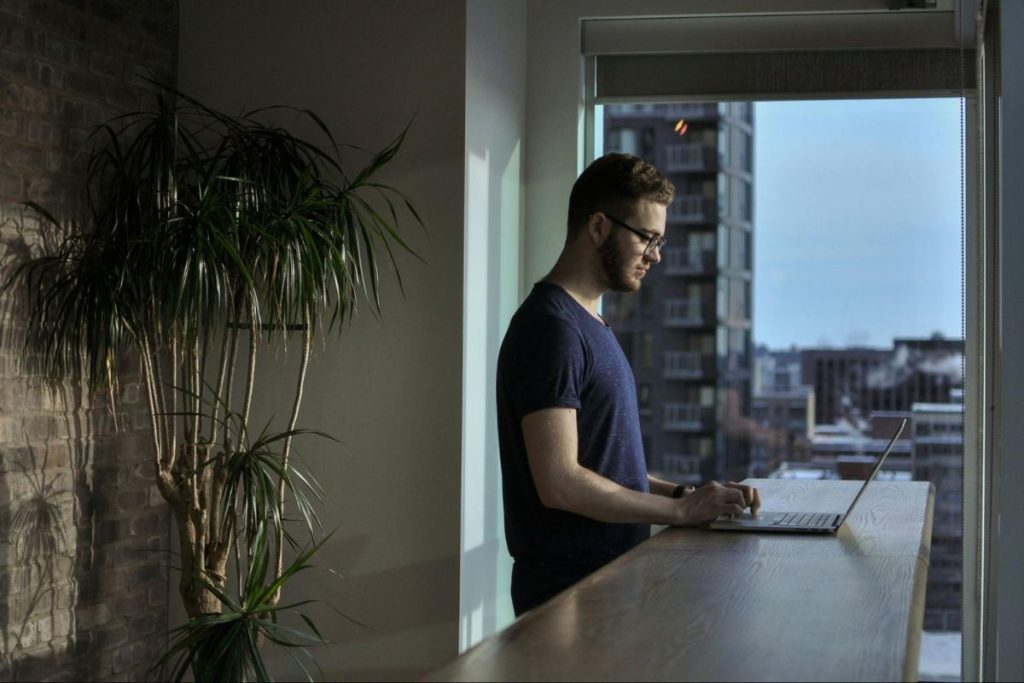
600, 211, 667, 257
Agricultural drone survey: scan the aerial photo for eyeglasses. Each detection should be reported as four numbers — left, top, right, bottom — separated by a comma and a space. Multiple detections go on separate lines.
602, 212, 667, 258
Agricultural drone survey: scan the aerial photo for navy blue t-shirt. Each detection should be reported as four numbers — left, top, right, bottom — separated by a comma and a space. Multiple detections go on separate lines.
496, 282, 650, 611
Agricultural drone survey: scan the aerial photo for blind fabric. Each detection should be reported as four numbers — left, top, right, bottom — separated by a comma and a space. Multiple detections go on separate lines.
582, 12, 961, 56
584, 9, 976, 102
594, 49, 976, 102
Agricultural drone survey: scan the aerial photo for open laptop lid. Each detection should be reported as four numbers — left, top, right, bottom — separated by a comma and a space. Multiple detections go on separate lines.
835, 417, 908, 530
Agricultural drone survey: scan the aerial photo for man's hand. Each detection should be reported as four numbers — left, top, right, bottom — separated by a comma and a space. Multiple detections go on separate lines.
726, 480, 761, 517
674, 480, 761, 526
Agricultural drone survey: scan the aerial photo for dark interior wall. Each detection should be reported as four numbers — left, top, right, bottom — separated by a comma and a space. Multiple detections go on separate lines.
0, 1, 177, 680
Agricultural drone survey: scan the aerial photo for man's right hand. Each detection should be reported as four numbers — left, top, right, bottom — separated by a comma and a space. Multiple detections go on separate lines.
674, 480, 760, 526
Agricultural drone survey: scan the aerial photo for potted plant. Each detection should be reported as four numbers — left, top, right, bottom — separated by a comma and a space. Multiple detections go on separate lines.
1, 86, 423, 680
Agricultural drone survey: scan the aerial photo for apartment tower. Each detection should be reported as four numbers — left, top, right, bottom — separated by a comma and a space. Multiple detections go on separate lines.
603, 103, 754, 484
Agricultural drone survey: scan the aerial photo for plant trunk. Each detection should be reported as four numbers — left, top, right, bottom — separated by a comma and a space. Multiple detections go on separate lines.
175, 519, 231, 619
172, 440, 230, 619
175, 507, 222, 617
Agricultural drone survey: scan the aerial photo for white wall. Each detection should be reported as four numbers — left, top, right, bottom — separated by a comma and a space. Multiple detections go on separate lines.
460, 0, 525, 649
178, 1, 466, 679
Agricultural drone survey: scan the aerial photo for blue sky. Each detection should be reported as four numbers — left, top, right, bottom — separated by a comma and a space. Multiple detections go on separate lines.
753, 98, 963, 349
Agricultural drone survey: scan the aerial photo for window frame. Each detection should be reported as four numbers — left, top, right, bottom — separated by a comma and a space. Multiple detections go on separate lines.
584, 45, 985, 682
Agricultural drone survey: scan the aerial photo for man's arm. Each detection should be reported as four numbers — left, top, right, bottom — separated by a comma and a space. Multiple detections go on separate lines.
522, 407, 756, 526
648, 473, 681, 498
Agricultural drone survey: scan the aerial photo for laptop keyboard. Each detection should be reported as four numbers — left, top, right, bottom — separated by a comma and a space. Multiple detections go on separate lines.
774, 512, 833, 528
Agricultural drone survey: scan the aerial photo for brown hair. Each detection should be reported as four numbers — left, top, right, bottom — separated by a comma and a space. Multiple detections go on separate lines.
566, 153, 674, 238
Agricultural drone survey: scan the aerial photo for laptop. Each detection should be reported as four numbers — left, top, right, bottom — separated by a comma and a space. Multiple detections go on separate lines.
709, 417, 908, 534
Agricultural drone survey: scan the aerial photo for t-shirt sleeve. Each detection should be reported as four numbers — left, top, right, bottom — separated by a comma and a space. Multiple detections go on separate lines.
508, 314, 586, 418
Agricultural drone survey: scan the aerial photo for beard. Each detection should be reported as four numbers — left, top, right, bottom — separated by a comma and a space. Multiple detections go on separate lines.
598, 236, 642, 293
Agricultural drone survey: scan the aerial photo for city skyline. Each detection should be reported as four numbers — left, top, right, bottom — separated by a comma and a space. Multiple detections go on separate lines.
753, 98, 963, 350
601, 99, 963, 645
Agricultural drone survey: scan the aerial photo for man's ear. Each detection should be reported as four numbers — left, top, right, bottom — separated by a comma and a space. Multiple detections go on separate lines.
587, 212, 610, 246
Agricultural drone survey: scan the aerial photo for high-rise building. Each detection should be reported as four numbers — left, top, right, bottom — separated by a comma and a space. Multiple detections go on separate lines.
753, 344, 803, 395
602, 102, 754, 483
912, 401, 964, 631
750, 386, 814, 476
800, 335, 963, 425
751, 345, 813, 475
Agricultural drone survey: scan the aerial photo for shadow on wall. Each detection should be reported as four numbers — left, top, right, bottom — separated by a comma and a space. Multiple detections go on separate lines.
259, 531, 462, 681
0, 211, 170, 681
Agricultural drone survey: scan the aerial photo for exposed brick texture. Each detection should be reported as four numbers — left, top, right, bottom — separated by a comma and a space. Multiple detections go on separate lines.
0, 1, 178, 680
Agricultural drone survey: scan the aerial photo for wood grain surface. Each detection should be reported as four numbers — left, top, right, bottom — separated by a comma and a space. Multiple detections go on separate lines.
425, 479, 934, 682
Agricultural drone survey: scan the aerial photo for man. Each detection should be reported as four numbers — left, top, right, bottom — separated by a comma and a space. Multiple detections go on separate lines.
496, 153, 760, 616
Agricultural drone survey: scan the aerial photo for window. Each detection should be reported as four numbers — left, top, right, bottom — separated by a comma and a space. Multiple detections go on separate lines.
505, 6, 1020, 673
717, 172, 729, 216
637, 383, 651, 410
618, 331, 633, 361
739, 180, 752, 222
610, 127, 638, 156
600, 101, 963, 667
738, 129, 753, 172
640, 285, 654, 318
719, 226, 751, 271
639, 332, 653, 369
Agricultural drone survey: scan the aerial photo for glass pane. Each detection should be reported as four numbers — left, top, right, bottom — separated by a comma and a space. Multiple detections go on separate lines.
600, 99, 963, 680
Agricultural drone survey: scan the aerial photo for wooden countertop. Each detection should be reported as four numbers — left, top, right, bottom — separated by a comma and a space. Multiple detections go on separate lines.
427, 478, 934, 682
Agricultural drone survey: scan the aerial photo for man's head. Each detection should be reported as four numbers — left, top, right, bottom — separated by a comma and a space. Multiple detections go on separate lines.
567, 153, 675, 237
566, 153, 675, 293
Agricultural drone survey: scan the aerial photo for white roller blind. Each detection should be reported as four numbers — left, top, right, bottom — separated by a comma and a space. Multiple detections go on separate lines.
594, 49, 973, 102
584, 10, 976, 101
582, 11, 962, 55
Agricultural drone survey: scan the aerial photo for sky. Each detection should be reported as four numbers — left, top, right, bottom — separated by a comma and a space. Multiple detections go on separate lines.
752, 98, 964, 350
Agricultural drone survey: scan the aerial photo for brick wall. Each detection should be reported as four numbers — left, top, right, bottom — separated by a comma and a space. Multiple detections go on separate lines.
0, 1, 177, 680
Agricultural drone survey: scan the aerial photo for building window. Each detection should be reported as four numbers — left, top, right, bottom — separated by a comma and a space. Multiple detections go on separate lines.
610, 127, 638, 156
640, 332, 654, 369
640, 285, 654, 318
638, 383, 651, 409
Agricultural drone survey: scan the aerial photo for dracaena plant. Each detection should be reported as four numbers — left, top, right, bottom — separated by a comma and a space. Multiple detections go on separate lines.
1, 85, 422, 680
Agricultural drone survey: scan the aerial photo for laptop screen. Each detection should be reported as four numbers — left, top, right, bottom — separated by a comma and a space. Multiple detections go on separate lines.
835, 418, 908, 528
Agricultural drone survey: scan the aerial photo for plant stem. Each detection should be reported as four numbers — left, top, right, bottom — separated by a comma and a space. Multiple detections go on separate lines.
241, 298, 258, 443
141, 336, 177, 502
151, 333, 167, 465
191, 336, 201, 506
199, 324, 210, 441
209, 300, 241, 552
139, 336, 162, 464
168, 336, 178, 473
210, 323, 232, 446
271, 321, 312, 605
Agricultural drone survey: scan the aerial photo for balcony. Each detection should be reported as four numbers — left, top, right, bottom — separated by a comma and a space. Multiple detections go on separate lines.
659, 103, 719, 120
663, 402, 714, 431
663, 247, 715, 276
663, 298, 707, 327
664, 143, 716, 172
658, 453, 703, 484
667, 195, 716, 224
663, 350, 712, 380
718, 101, 754, 123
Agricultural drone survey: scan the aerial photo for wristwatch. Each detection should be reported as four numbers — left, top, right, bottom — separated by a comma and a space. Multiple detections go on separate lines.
672, 484, 696, 498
